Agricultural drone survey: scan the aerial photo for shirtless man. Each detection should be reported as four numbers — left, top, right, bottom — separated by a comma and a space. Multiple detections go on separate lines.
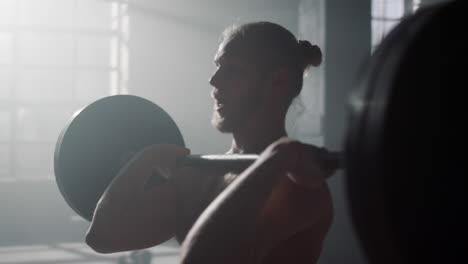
86, 21, 336, 264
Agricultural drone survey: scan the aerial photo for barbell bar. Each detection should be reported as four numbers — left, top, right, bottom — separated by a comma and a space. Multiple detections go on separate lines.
54, 95, 342, 222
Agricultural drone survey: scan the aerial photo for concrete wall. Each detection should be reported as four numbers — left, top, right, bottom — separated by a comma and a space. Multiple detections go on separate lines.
299, 0, 371, 263
323, 0, 371, 263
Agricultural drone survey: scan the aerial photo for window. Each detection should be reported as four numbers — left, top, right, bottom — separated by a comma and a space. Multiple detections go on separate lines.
0, 0, 128, 180
372, 0, 421, 50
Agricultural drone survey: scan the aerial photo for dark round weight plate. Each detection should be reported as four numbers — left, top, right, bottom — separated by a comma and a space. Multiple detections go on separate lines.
54, 95, 185, 221
345, 1, 467, 263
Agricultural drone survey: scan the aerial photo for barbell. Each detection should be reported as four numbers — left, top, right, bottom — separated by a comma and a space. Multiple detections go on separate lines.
54, 94, 341, 222
54, 1, 466, 263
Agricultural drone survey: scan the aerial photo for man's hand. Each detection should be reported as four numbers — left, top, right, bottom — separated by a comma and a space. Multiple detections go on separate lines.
121, 144, 190, 182
262, 137, 337, 190
143, 144, 189, 178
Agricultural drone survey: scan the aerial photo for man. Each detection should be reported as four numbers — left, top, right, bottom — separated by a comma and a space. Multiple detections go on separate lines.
86, 21, 336, 264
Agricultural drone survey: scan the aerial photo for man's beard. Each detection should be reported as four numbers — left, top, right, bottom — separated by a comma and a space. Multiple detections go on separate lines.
211, 87, 263, 133
212, 109, 247, 133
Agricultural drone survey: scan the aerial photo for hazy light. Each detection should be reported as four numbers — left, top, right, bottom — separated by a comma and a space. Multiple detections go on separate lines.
413, 0, 421, 11
0, 0, 128, 180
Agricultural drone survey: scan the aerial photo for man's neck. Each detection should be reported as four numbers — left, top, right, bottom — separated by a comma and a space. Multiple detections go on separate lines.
226, 88, 291, 154
228, 118, 287, 154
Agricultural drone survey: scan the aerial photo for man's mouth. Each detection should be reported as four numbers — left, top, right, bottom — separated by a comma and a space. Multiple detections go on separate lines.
215, 101, 226, 111
212, 91, 227, 112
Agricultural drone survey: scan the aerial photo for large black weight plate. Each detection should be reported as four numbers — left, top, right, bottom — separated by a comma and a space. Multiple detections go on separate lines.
54, 95, 185, 221
345, 1, 466, 263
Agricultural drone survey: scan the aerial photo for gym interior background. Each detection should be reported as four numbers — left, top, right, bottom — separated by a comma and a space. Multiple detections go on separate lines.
0, 0, 447, 263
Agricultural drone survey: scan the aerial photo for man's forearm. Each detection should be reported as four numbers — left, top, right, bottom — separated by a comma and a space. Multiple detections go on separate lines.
180, 151, 285, 264
96, 151, 154, 215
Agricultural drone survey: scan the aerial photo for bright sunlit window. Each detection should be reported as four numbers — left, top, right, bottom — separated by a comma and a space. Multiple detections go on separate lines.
372, 0, 421, 50
0, 0, 128, 180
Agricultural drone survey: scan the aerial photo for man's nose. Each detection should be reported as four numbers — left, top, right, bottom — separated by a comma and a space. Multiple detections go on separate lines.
209, 69, 221, 88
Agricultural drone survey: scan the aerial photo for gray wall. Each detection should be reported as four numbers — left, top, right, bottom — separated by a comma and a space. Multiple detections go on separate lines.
321, 0, 371, 263
299, 0, 372, 263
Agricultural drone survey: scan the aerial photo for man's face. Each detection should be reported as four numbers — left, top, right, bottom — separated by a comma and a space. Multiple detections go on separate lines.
209, 40, 266, 133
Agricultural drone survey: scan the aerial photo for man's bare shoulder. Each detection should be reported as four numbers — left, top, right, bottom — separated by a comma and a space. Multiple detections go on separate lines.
256, 177, 333, 263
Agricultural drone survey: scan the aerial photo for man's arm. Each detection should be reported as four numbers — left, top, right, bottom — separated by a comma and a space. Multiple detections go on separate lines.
86, 144, 189, 253
180, 138, 335, 264
180, 149, 284, 263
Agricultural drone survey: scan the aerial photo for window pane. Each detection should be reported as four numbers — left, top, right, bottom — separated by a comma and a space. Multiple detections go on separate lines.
75, 70, 114, 103
413, 0, 421, 11
372, 20, 385, 47
17, 69, 74, 102
16, 106, 75, 142
0, 0, 17, 25
1, 0, 124, 180
77, 35, 116, 67
18, 33, 74, 66
372, 0, 404, 19
383, 20, 399, 36
0, 111, 11, 142
75, 0, 114, 30
15, 143, 54, 178
0, 68, 13, 99
19, 0, 74, 28
0, 33, 14, 64
0, 145, 11, 177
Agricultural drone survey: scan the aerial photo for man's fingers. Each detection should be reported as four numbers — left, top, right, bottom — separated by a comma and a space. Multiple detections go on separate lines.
140, 144, 192, 177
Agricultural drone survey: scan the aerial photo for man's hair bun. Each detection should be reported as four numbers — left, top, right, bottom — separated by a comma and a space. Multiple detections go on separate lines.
298, 40, 322, 68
